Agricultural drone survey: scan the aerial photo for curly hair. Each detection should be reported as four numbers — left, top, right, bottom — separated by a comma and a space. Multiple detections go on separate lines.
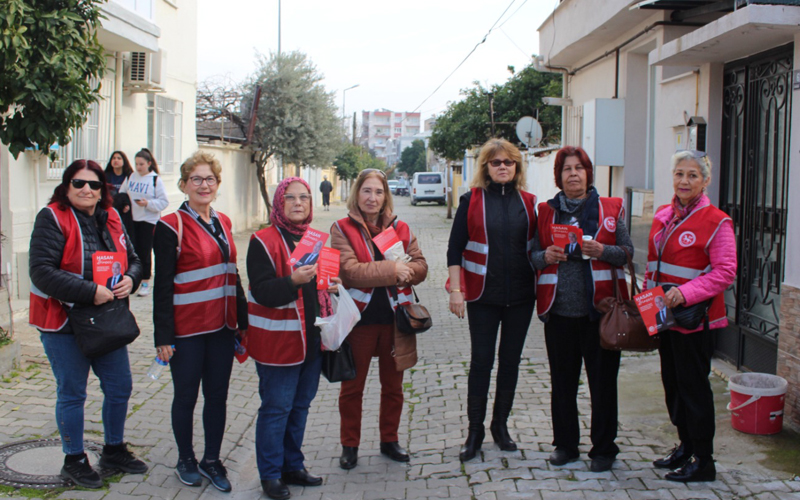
178, 150, 223, 189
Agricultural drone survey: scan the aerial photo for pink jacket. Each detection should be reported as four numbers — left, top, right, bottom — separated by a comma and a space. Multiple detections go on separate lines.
644, 195, 737, 333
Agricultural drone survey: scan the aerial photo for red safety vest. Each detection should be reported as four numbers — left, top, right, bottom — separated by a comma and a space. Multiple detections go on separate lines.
647, 203, 732, 330
246, 226, 308, 366
159, 210, 238, 337
29, 204, 128, 332
462, 187, 537, 302
536, 197, 627, 318
333, 217, 413, 312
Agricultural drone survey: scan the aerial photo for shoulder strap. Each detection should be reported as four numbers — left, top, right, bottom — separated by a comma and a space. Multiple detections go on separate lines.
176, 212, 183, 258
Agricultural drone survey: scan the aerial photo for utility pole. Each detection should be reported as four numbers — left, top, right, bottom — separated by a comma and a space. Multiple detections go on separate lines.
277, 0, 281, 56
352, 111, 357, 145
488, 92, 496, 136
446, 162, 453, 219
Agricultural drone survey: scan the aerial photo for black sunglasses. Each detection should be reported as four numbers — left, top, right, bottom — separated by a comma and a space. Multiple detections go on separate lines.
70, 179, 103, 190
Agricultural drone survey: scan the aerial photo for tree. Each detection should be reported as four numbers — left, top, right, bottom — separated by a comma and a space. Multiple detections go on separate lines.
429, 61, 562, 161
0, 0, 107, 159
396, 139, 427, 175
334, 143, 385, 181
242, 51, 341, 214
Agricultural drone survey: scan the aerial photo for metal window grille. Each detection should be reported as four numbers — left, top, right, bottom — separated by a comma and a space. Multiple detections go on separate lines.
148, 95, 183, 174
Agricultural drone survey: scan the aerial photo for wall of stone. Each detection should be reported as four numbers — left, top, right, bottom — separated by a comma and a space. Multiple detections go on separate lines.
778, 284, 800, 431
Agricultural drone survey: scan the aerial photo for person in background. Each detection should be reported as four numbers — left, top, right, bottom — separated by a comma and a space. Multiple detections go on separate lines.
120, 148, 169, 297
530, 146, 633, 473
152, 151, 248, 492
447, 138, 538, 462
319, 175, 333, 211
104, 151, 134, 196
247, 177, 341, 500
29, 159, 146, 489
646, 150, 736, 483
331, 168, 428, 470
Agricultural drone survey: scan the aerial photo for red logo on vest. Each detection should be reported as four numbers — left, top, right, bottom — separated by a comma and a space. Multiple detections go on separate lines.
678, 231, 696, 247
604, 217, 616, 232
119, 233, 126, 248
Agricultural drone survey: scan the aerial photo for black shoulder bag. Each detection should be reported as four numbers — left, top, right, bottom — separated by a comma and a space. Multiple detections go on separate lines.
655, 252, 712, 330
69, 299, 140, 358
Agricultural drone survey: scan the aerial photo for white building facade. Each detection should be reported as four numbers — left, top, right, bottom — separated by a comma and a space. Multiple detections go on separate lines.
360, 110, 421, 163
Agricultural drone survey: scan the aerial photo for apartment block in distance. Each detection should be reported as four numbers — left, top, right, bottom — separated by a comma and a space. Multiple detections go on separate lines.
361, 110, 421, 163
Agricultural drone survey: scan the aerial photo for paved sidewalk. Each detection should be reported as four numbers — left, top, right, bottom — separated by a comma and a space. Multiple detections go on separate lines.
2, 197, 800, 499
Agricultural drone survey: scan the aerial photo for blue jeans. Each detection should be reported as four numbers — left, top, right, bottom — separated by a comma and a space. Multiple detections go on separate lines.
255, 343, 322, 480
40, 333, 132, 455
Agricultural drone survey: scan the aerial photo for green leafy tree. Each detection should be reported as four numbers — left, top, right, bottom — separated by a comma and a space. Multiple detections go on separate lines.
242, 51, 341, 214
430, 61, 562, 161
0, 0, 107, 159
396, 139, 427, 175
333, 143, 362, 181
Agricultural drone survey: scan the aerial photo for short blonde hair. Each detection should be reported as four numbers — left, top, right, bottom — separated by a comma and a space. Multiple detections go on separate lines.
471, 138, 526, 190
347, 170, 394, 215
179, 150, 222, 189
671, 150, 712, 180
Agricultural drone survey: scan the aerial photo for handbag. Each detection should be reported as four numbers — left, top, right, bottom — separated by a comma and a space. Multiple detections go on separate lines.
68, 299, 140, 358
321, 340, 356, 382
596, 250, 659, 352
393, 286, 433, 335
655, 254, 711, 329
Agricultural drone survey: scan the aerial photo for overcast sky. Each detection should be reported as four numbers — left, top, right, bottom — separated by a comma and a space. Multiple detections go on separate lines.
197, 0, 557, 121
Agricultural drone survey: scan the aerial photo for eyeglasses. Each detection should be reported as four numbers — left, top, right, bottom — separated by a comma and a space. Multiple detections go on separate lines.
488, 159, 516, 167
358, 168, 387, 178
677, 149, 707, 159
284, 194, 312, 204
189, 176, 218, 186
70, 179, 103, 190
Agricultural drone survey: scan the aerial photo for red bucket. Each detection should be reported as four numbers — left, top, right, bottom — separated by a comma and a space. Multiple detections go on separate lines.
727, 373, 787, 435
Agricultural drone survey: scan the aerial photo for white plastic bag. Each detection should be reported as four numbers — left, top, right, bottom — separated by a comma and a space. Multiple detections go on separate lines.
315, 285, 361, 351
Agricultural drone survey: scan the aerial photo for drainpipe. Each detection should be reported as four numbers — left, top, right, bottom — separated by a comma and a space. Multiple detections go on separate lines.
114, 52, 124, 150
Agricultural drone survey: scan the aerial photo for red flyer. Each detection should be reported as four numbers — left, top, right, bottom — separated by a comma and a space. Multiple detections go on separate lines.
552, 224, 584, 259
93, 251, 127, 288
634, 286, 675, 335
372, 226, 409, 262
317, 247, 340, 290
289, 228, 328, 269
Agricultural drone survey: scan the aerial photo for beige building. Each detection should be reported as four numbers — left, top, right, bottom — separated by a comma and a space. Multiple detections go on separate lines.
537, 0, 800, 430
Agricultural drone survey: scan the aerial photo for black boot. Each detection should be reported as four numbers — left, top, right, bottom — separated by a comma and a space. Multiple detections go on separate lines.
459, 396, 487, 462
490, 390, 517, 451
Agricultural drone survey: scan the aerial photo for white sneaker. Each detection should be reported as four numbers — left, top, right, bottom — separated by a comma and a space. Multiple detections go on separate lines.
138, 282, 151, 296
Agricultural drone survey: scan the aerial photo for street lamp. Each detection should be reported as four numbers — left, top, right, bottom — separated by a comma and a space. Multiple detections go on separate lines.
342, 84, 360, 138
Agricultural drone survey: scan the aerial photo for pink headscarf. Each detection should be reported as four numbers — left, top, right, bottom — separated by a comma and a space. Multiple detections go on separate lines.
269, 177, 332, 317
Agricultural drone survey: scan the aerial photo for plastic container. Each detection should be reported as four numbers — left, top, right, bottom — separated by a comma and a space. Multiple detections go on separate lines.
582, 235, 593, 260
727, 373, 787, 435
147, 358, 169, 380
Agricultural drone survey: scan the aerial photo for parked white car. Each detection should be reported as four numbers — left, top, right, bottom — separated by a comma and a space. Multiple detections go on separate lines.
411, 172, 445, 205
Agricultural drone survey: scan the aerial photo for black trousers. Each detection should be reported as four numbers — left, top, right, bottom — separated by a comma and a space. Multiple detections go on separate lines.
466, 301, 535, 398
133, 221, 155, 280
322, 193, 330, 206
658, 327, 715, 457
544, 314, 620, 458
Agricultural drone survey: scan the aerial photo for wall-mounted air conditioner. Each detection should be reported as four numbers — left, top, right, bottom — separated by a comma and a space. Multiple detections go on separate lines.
124, 50, 165, 91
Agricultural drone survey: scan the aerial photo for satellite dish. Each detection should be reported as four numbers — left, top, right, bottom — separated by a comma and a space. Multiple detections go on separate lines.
515, 116, 543, 148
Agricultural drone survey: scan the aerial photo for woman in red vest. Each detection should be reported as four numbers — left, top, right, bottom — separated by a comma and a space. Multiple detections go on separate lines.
29, 160, 147, 488
152, 151, 248, 492
645, 151, 736, 483
447, 138, 538, 462
246, 177, 339, 500
331, 169, 428, 470
530, 146, 633, 473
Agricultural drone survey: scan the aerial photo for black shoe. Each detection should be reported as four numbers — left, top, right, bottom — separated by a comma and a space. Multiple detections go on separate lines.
61, 454, 103, 489
590, 455, 615, 472
490, 421, 517, 452
460, 395, 488, 462
175, 457, 202, 487
549, 448, 580, 466
282, 468, 322, 486
459, 428, 485, 462
339, 446, 358, 470
199, 460, 232, 492
653, 443, 692, 469
380, 441, 410, 462
99, 443, 148, 474
490, 390, 517, 451
665, 455, 716, 483
261, 478, 291, 500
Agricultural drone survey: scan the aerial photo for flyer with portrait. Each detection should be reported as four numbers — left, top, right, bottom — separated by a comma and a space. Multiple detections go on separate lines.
316, 247, 340, 290
552, 224, 584, 260
289, 229, 328, 269
92, 251, 126, 288
634, 286, 675, 335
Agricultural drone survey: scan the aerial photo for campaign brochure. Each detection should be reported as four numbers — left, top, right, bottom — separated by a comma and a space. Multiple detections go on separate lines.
634, 286, 676, 335
551, 224, 584, 260
289, 228, 328, 269
372, 227, 410, 263
234, 332, 249, 364
93, 251, 126, 288
317, 247, 340, 291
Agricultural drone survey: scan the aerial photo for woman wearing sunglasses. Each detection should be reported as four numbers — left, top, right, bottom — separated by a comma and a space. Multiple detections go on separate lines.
447, 138, 538, 462
29, 160, 147, 488
331, 168, 428, 470
152, 151, 248, 492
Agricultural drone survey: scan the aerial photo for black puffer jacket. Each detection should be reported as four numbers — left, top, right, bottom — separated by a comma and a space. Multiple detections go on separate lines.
29, 205, 142, 333
446, 182, 537, 306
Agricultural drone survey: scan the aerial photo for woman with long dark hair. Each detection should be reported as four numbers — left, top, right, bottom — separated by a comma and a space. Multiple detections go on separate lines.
104, 151, 134, 196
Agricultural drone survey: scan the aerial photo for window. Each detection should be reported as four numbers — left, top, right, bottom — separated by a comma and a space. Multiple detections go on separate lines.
395, 127, 401, 134
148, 95, 183, 174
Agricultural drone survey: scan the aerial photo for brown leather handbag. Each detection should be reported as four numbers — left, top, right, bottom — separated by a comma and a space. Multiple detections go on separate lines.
595, 250, 659, 352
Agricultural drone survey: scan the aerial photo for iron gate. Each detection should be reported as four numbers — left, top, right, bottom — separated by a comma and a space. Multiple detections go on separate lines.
717, 44, 793, 373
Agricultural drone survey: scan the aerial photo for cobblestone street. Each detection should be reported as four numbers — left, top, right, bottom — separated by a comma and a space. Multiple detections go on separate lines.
2, 197, 800, 499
